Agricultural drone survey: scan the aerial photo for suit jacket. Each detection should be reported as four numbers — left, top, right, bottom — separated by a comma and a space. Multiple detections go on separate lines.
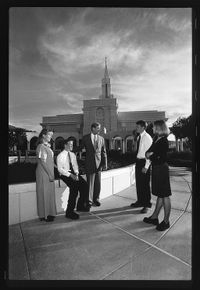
146, 136, 169, 165
80, 133, 107, 174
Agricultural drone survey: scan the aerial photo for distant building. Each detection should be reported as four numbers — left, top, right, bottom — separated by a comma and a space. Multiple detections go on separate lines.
40, 59, 167, 153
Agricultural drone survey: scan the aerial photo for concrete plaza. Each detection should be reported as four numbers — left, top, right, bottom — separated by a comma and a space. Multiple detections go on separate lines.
9, 167, 192, 280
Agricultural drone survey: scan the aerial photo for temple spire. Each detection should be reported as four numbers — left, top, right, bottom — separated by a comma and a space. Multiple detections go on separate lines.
99, 57, 113, 99
104, 57, 109, 78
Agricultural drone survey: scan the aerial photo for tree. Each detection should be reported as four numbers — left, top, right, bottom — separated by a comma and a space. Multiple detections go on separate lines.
9, 125, 28, 151
169, 115, 192, 150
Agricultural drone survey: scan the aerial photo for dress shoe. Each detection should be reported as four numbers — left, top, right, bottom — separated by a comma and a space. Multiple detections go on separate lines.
130, 202, 142, 208
39, 217, 46, 221
156, 220, 170, 231
76, 206, 90, 212
140, 207, 149, 214
65, 211, 80, 220
93, 200, 101, 206
45, 216, 55, 222
143, 216, 159, 225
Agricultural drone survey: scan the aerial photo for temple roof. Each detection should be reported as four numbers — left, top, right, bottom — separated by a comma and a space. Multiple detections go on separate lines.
118, 110, 166, 121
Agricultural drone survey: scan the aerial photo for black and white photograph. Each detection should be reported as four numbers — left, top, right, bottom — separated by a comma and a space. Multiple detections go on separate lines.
7, 6, 194, 281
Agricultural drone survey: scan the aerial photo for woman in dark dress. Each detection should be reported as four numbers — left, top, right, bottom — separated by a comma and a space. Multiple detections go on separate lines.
143, 120, 172, 231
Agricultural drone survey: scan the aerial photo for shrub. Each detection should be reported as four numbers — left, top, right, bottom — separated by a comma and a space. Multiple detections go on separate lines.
9, 163, 37, 184
167, 150, 192, 161
167, 150, 192, 168
8, 162, 60, 185
9, 151, 137, 184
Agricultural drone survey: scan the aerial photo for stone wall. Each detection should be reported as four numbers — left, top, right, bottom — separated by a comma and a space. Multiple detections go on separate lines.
9, 164, 135, 225
83, 98, 118, 135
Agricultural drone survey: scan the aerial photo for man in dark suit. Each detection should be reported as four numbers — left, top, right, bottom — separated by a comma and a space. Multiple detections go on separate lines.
80, 122, 107, 207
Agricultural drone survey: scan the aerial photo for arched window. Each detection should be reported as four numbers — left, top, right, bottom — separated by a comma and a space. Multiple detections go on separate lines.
126, 136, 134, 152
55, 137, 65, 150
30, 137, 38, 150
113, 136, 122, 151
105, 138, 109, 150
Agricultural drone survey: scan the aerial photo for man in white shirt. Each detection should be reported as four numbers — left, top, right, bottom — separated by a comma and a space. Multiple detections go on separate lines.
57, 137, 89, 220
130, 120, 153, 213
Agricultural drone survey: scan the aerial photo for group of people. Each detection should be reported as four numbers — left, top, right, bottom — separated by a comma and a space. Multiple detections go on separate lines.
36, 122, 107, 222
35, 120, 172, 231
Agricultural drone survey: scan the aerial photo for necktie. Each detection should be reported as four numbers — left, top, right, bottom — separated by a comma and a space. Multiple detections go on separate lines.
136, 135, 141, 156
94, 135, 98, 150
68, 152, 74, 174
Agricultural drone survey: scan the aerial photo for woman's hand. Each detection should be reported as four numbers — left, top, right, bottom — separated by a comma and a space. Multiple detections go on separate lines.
146, 152, 153, 159
49, 175, 54, 182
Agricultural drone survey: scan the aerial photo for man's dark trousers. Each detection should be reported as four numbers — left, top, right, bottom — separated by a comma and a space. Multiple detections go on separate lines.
135, 158, 151, 207
60, 175, 89, 213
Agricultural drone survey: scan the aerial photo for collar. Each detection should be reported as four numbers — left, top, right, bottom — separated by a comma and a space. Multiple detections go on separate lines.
91, 133, 98, 139
140, 130, 146, 138
155, 135, 165, 142
43, 142, 51, 147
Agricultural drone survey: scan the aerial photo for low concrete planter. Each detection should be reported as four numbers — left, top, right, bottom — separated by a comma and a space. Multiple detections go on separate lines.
9, 164, 135, 225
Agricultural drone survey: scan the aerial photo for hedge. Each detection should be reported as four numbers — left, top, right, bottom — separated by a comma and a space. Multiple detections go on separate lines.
8, 150, 192, 184
167, 150, 192, 168
8, 154, 136, 185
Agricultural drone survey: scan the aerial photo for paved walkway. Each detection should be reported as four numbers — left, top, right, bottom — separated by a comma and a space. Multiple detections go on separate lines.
9, 167, 192, 280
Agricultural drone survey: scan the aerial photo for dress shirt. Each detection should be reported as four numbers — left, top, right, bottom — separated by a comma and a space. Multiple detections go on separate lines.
91, 133, 98, 146
137, 130, 153, 169
57, 150, 79, 177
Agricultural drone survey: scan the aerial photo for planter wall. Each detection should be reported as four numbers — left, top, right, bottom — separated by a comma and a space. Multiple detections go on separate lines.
9, 164, 135, 225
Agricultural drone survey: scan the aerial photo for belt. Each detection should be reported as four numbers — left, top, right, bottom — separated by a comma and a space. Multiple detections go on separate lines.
136, 158, 145, 160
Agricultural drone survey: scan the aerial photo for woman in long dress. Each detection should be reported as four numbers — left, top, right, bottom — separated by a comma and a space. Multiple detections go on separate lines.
143, 120, 172, 231
36, 129, 57, 222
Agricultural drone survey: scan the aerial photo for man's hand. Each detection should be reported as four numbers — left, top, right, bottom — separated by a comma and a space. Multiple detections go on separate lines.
142, 167, 148, 174
70, 173, 78, 181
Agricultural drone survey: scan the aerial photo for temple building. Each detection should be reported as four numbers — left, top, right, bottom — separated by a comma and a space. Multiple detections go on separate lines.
40, 59, 166, 153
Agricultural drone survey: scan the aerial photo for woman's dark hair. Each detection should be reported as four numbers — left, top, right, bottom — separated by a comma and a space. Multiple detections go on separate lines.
136, 120, 147, 129
36, 128, 53, 146
154, 120, 169, 136
91, 122, 101, 130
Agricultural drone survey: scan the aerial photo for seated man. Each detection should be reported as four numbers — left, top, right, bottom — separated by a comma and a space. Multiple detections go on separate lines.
57, 137, 90, 220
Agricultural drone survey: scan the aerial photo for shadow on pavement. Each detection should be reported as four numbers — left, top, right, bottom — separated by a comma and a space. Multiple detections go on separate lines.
91, 205, 139, 215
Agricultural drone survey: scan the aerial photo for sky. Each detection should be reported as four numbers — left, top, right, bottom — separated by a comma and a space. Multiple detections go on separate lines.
9, 7, 192, 132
